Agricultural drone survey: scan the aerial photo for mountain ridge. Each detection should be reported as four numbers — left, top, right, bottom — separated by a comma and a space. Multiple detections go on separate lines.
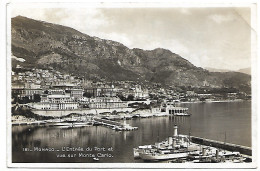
11, 16, 251, 93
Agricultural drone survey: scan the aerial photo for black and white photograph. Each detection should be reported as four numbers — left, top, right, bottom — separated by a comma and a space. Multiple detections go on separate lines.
3, 1, 259, 169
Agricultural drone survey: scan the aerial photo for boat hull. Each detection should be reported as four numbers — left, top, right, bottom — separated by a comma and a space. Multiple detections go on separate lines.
140, 152, 188, 161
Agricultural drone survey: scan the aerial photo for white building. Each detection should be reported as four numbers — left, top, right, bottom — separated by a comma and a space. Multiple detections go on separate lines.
89, 97, 128, 109
30, 90, 79, 110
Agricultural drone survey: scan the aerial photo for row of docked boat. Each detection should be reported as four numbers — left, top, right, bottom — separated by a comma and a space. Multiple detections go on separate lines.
99, 112, 168, 120
133, 125, 245, 163
44, 117, 94, 128
12, 120, 47, 125
172, 113, 191, 116
112, 125, 138, 131
99, 105, 192, 120
48, 121, 93, 128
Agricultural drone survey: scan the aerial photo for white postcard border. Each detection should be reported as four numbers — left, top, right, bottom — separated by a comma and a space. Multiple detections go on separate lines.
5, 0, 259, 169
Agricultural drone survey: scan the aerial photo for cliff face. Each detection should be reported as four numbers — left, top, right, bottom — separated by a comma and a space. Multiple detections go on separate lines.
11, 16, 251, 91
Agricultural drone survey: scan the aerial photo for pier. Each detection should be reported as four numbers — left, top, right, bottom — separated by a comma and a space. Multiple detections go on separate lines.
93, 118, 138, 131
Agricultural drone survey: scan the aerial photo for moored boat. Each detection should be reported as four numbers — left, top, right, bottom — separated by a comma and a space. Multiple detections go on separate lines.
93, 157, 99, 161
133, 145, 153, 158
173, 113, 191, 116
139, 150, 189, 161
135, 125, 192, 161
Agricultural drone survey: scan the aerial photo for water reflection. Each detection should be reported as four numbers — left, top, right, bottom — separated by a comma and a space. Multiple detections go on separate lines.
12, 101, 251, 163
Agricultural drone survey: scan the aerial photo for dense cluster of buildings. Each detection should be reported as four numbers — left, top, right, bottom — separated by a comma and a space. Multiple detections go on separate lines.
12, 67, 147, 110
12, 66, 251, 111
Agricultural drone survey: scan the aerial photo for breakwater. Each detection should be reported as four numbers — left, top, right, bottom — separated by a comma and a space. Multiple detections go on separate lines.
190, 136, 252, 156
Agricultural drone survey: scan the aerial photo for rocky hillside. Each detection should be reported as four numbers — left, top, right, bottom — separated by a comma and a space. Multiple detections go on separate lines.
11, 16, 251, 91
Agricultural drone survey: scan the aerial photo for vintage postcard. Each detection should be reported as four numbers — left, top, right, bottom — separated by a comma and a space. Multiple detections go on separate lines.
6, 1, 258, 169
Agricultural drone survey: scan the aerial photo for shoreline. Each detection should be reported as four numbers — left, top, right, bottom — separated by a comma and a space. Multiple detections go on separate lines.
12, 100, 251, 124
180, 99, 250, 104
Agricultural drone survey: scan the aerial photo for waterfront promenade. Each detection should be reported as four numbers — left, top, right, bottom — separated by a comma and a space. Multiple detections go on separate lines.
31, 107, 135, 117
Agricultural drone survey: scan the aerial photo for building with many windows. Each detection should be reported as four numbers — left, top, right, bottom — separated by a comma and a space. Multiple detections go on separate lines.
89, 97, 128, 109
28, 102, 78, 110
70, 89, 83, 98
28, 89, 79, 110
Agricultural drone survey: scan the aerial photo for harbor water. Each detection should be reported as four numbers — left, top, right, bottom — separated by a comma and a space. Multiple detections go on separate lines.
12, 101, 251, 163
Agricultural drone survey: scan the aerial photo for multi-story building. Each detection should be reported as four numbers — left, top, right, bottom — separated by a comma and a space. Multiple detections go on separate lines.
85, 87, 116, 97
28, 101, 79, 110
29, 91, 78, 110
70, 89, 83, 98
89, 97, 128, 109
12, 87, 43, 99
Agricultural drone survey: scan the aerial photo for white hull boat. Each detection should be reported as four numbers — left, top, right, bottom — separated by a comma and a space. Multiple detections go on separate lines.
140, 151, 189, 161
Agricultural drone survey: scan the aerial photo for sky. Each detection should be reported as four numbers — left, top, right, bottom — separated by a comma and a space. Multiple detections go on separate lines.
11, 6, 252, 70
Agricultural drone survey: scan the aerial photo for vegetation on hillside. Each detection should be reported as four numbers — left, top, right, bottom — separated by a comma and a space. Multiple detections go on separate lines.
11, 16, 251, 93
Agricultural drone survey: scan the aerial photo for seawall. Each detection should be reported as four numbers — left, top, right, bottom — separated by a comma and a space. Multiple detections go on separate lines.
190, 136, 252, 156
31, 108, 135, 117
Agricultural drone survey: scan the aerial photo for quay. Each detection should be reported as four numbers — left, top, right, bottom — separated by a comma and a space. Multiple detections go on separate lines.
190, 136, 252, 156
93, 118, 138, 131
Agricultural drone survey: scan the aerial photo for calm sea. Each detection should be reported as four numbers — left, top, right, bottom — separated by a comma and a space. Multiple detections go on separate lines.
12, 101, 251, 163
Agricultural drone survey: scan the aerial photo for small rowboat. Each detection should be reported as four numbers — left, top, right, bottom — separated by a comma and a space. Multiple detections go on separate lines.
93, 157, 99, 161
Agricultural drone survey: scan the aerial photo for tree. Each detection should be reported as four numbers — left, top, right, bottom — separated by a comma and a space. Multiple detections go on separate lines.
127, 94, 135, 101
11, 91, 18, 104
117, 94, 127, 101
83, 92, 93, 98
33, 94, 41, 102
112, 110, 117, 115
19, 96, 30, 104
200, 97, 206, 102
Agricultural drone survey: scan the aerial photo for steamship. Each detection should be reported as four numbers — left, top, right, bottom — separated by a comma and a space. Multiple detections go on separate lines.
133, 125, 192, 160
134, 125, 244, 162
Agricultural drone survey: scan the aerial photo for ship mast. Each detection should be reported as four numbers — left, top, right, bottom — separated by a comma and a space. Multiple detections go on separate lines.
157, 129, 159, 142
188, 118, 191, 145
224, 132, 226, 153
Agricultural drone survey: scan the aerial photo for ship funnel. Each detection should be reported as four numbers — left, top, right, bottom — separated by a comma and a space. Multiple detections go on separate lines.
216, 149, 219, 158
172, 138, 176, 148
173, 125, 178, 137
172, 125, 178, 148
202, 148, 206, 156
168, 137, 173, 146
